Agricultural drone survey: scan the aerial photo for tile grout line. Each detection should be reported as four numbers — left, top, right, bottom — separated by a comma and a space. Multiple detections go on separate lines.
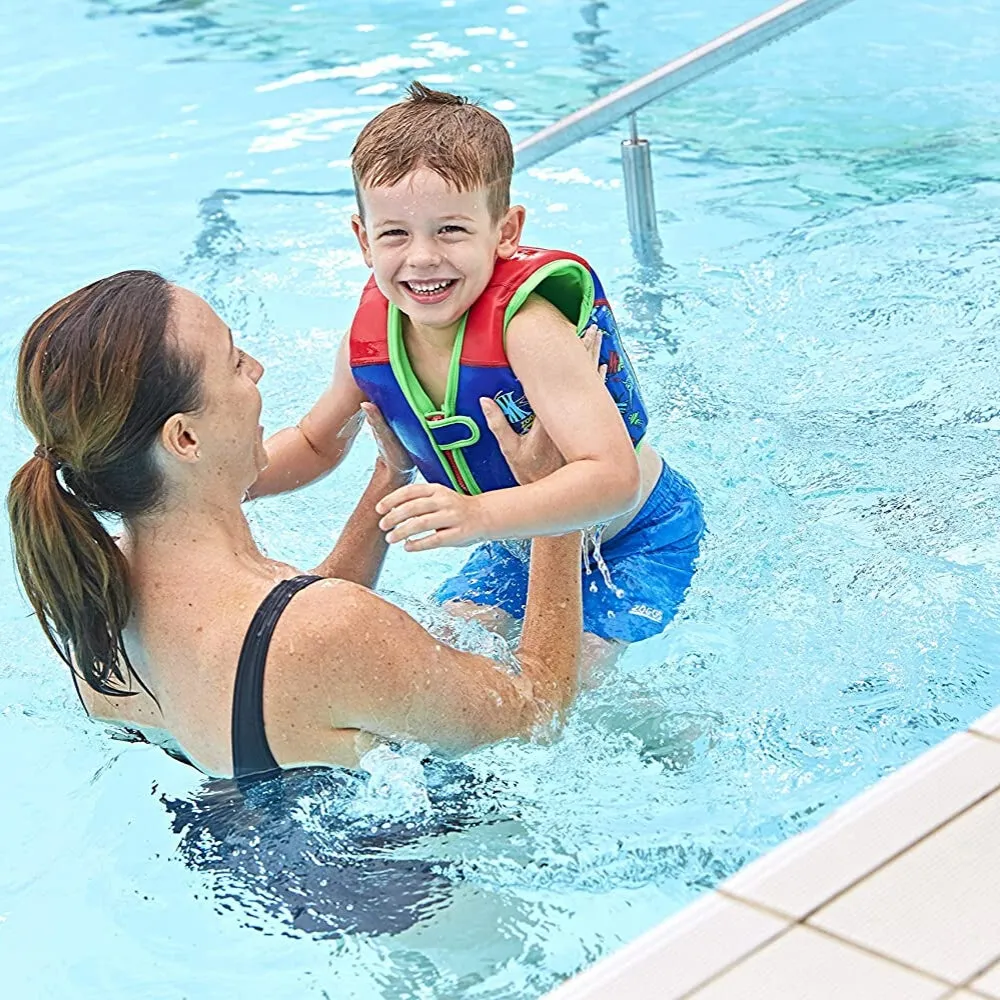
946, 725, 1000, 1000
722, 761, 1000, 929
957, 952, 1000, 992
556, 724, 1000, 1000
693, 731, 1000, 998
794, 734, 1000, 923
969, 727, 1000, 745
707, 891, 961, 993
715, 887, 798, 922
673, 913, 957, 1000
803, 922, 958, 990
675, 911, 796, 1000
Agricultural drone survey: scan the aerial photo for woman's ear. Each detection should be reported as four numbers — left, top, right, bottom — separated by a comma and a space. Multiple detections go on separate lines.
351, 214, 374, 268
496, 204, 527, 259
161, 413, 201, 463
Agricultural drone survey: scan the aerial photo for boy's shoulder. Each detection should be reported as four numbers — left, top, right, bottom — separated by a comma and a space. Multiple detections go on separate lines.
489, 245, 590, 278
505, 290, 570, 326
504, 293, 578, 366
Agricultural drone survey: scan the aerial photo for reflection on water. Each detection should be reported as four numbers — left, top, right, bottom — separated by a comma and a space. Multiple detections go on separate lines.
574, 2, 626, 100
163, 755, 518, 938
5, 0, 1000, 996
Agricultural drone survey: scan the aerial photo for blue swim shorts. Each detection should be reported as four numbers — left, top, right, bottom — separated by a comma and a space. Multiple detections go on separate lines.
433, 462, 705, 643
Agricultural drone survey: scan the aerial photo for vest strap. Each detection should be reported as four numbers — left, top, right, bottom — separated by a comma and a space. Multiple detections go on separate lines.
425, 414, 481, 451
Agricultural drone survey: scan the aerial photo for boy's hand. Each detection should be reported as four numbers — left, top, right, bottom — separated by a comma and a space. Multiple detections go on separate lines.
375, 483, 488, 551
375, 395, 570, 551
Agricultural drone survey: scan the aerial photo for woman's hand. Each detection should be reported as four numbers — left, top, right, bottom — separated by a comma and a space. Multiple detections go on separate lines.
479, 397, 566, 486
477, 324, 601, 487
582, 323, 608, 380
361, 402, 416, 483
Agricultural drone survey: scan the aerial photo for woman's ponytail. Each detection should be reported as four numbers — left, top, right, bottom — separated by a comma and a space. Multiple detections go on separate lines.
8, 455, 132, 693
7, 270, 203, 695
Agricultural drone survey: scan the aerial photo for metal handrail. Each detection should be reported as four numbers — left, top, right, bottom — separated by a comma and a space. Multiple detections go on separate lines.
514, 0, 857, 171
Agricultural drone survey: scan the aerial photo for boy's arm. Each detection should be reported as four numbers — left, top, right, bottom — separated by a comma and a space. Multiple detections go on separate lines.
376, 294, 641, 550
249, 334, 367, 499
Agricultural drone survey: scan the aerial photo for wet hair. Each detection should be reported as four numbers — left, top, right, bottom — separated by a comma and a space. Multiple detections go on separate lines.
351, 81, 514, 221
7, 270, 203, 695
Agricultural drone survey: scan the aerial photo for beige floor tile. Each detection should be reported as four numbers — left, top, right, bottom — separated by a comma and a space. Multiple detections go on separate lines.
810, 789, 1000, 984
543, 892, 787, 1000
722, 733, 1000, 918
969, 958, 1000, 999
687, 926, 949, 1000
970, 705, 1000, 742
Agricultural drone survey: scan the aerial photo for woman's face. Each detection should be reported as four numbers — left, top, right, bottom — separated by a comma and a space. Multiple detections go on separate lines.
170, 287, 266, 493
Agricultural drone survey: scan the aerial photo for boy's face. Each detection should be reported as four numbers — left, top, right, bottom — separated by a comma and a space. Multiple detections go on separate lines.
352, 167, 525, 335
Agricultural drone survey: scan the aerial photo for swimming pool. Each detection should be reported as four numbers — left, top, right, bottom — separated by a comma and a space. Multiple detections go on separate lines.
2, 0, 999, 995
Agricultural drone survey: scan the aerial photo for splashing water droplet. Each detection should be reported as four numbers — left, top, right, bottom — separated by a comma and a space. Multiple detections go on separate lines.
582, 524, 619, 595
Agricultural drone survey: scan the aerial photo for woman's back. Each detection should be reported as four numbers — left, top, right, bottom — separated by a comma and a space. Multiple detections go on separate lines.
11, 271, 584, 778
88, 537, 370, 774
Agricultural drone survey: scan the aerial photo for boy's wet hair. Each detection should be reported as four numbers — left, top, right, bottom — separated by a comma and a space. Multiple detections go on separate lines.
351, 82, 514, 221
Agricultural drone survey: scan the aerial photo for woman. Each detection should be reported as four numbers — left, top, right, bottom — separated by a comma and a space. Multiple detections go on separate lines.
7, 270, 582, 777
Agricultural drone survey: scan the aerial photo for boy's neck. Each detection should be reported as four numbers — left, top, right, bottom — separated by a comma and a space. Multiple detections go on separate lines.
402, 314, 463, 353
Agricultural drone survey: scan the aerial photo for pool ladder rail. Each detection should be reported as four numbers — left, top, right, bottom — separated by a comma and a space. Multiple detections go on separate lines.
513, 0, 859, 265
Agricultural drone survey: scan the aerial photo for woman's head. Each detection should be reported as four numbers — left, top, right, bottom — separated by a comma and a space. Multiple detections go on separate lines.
7, 271, 264, 694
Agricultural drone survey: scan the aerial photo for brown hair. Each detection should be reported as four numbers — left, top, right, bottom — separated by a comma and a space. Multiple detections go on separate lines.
7, 270, 203, 696
351, 82, 514, 221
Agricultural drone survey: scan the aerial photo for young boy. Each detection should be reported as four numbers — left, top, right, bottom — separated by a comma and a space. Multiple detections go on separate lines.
252, 83, 704, 647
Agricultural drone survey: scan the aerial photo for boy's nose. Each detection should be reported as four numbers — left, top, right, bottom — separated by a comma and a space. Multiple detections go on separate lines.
407, 235, 443, 268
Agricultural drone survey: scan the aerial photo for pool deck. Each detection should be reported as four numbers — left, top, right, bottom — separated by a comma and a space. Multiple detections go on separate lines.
543, 705, 1000, 1000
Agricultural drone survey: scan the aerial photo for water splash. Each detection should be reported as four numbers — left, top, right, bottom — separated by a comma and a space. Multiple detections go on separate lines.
582, 524, 625, 600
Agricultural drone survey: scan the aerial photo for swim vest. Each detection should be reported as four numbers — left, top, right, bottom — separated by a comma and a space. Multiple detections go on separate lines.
349, 246, 648, 495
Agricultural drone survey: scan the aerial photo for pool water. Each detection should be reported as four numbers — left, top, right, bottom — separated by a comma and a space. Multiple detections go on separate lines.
2, 0, 1000, 996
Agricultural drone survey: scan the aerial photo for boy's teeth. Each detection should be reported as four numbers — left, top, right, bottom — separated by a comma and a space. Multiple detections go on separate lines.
408, 279, 452, 293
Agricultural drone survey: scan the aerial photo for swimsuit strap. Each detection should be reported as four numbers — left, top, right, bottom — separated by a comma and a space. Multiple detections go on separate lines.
231, 574, 323, 778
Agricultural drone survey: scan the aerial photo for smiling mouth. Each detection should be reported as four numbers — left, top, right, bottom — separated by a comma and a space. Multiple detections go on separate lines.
401, 278, 458, 301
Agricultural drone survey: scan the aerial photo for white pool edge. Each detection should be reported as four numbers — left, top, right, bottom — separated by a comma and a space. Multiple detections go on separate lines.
542, 704, 1000, 999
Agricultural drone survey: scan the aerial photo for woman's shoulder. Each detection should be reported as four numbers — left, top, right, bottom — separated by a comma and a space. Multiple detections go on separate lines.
261, 577, 425, 696
268, 576, 388, 652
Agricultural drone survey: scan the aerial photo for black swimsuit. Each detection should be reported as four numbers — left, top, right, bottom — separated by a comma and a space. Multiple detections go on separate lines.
231, 574, 323, 778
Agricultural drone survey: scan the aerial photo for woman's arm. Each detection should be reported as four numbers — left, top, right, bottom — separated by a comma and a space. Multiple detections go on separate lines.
290, 527, 582, 755
282, 406, 582, 755
311, 404, 415, 588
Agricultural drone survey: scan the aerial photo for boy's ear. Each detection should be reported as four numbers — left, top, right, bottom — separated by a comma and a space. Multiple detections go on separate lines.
496, 204, 526, 259
351, 214, 374, 268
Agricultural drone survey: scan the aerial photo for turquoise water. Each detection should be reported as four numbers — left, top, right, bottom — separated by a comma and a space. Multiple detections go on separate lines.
2, 0, 1000, 996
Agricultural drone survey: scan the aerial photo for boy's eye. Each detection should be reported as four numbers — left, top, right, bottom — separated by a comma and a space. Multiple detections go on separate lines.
236, 349, 246, 370
378, 228, 407, 239
440, 225, 468, 235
